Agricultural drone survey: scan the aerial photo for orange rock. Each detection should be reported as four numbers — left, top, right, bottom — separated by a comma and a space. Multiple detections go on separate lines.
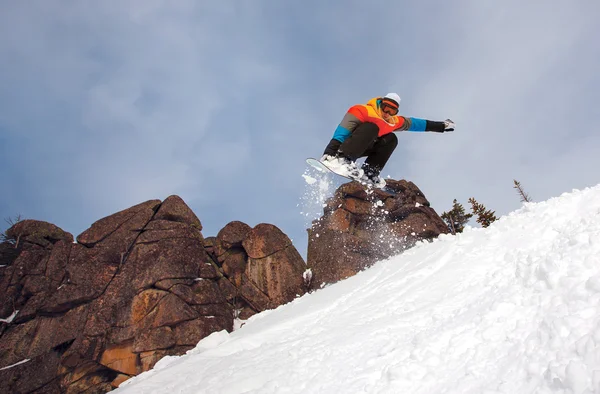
130, 289, 168, 324
99, 342, 138, 375
327, 209, 353, 232
111, 374, 131, 388
140, 349, 170, 371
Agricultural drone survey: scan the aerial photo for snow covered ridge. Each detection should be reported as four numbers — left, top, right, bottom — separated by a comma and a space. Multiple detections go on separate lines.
116, 185, 600, 394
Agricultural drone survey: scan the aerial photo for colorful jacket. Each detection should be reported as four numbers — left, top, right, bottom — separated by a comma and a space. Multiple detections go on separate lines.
332, 97, 431, 143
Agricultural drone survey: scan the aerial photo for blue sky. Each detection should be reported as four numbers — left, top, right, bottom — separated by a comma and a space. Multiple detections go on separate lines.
1, 1, 599, 256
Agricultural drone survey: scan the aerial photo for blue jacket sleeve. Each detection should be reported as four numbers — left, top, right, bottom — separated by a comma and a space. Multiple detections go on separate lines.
332, 124, 352, 142
407, 117, 427, 132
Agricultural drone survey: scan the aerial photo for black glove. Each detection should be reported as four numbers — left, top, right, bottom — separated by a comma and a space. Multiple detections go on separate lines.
426, 119, 454, 133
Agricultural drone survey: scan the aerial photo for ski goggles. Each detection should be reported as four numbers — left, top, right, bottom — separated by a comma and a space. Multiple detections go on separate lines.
381, 103, 398, 116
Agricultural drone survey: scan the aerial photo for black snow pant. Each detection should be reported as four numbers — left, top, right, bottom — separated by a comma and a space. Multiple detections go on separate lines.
323, 122, 398, 176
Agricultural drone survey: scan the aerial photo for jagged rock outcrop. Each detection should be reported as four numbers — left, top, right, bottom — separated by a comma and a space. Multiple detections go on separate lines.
307, 179, 449, 288
0, 196, 306, 393
7, 219, 74, 248
205, 221, 307, 320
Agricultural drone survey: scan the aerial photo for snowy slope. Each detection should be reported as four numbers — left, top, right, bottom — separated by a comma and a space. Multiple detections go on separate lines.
116, 185, 600, 394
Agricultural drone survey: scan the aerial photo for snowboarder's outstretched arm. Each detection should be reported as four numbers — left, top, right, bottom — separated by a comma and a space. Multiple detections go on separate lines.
396, 117, 455, 133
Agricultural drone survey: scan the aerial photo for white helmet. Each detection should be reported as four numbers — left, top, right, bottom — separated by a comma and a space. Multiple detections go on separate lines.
380, 92, 401, 114
383, 93, 401, 107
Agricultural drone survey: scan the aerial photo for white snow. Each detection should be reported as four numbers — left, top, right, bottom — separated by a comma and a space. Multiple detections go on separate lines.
303, 268, 313, 283
302, 174, 317, 185
116, 185, 600, 394
0, 359, 30, 371
0, 310, 19, 324
299, 168, 338, 227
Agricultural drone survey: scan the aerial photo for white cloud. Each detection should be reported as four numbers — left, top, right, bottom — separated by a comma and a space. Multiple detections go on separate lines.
1, 1, 599, 251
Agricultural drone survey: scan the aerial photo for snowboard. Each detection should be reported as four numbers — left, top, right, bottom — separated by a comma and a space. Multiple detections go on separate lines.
306, 157, 354, 181
305, 157, 395, 194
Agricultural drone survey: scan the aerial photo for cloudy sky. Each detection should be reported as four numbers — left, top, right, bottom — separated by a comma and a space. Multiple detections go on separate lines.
1, 1, 599, 256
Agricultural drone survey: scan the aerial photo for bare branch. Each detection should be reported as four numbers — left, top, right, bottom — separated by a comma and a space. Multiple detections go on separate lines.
1, 214, 23, 246
513, 180, 532, 203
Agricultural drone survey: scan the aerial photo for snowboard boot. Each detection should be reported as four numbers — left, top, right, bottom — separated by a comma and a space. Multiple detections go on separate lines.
321, 154, 363, 179
361, 164, 386, 188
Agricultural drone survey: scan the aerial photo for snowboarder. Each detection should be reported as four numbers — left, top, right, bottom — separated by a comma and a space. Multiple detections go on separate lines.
320, 93, 455, 188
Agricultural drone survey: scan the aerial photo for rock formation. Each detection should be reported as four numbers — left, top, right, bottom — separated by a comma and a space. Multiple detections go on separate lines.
0, 178, 449, 392
307, 180, 449, 288
0, 196, 306, 393
205, 221, 307, 320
